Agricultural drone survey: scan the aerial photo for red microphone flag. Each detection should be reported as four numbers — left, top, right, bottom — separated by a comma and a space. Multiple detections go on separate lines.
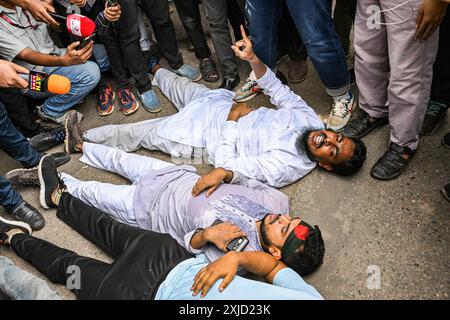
66, 14, 96, 38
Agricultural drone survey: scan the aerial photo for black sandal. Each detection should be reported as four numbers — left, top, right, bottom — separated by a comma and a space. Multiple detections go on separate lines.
200, 58, 219, 82
343, 110, 388, 139
370, 143, 415, 180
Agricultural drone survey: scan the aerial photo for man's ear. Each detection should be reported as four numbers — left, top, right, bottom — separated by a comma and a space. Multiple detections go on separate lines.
268, 247, 282, 260
318, 161, 333, 171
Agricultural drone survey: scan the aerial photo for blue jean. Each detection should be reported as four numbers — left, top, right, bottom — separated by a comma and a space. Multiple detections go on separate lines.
246, 0, 350, 96
25, 59, 101, 118
0, 257, 61, 300
0, 102, 41, 211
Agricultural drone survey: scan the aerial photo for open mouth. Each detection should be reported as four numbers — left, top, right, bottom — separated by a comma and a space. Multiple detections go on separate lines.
313, 133, 325, 148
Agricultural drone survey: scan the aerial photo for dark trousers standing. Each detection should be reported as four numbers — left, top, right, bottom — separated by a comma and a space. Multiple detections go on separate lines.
202, 0, 239, 78
333, 0, 357, 56
0, 88, 41, 137
10, 193, 191, 300
277, 2, 307, 62
431, 8, 450, 106
98, 0, 153, 93
0, 102, 41, 211
173, 0, 212, 60
140, 0, 183, 69
227, 0, 247, 42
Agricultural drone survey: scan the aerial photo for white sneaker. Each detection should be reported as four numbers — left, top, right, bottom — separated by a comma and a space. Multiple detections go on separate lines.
327, 92, 355, 132
234, 77, 262, 102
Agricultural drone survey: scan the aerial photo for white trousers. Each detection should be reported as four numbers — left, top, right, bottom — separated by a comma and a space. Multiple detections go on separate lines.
62, 142, 174, 225
83, 68, 209, 156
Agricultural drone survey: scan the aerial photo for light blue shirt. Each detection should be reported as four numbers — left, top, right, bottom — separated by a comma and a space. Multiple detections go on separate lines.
156, 68, 325, 188
154, 254, 324, 300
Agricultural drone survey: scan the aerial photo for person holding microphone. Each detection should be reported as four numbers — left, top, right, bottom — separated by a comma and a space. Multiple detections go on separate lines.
0, 59, 70, 231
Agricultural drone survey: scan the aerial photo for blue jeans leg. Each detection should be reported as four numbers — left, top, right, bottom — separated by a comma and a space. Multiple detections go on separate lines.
92, 44, 111, 73
245, 0, 283, 70
0, 103, 41, 168
0, 102, 40, 210
285, 0, 350, 96
37, 61, 101, 118
0, 256, 62, 300
0, 175, 23, 211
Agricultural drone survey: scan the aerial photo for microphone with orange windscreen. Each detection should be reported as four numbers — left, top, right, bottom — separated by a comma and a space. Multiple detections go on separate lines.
20, 71, 71, 95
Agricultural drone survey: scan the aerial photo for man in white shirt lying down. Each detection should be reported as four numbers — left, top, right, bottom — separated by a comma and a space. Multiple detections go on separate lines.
72, 26, 367, 188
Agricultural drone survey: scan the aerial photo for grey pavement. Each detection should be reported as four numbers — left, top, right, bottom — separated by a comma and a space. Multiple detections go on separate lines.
0, 9, 449, 300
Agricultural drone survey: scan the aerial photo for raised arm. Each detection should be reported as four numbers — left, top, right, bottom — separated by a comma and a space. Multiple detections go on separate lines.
231, 25, 316, 115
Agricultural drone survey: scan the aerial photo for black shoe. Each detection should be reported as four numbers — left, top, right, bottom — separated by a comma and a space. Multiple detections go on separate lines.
0, 215, 32, 246
38, 154, 65, 209
442, 132, 450, 149
48, 152, 71, 167
343, 109, 388, 139
5, 152, 69, 187
442, 182, 450, 202
219, 76, 240, 91
8, 201, 45, 231
29, 125, 65, 152
420, 100, 448, 136
370, 143, 415, 180
199, 58, 219, 83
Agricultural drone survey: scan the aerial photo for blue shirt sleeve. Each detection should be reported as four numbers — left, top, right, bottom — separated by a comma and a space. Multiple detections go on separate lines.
273, 268, 324, 300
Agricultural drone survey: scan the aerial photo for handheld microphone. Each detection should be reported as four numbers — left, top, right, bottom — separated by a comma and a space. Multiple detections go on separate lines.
50, 13, 96, 37
20, 71, 71, 95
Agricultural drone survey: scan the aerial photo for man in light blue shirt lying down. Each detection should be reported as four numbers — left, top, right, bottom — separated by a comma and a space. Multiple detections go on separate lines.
0, 194, 323, 300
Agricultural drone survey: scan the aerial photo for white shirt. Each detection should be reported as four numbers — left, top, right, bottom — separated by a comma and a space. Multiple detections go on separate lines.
157, 67, 324, 187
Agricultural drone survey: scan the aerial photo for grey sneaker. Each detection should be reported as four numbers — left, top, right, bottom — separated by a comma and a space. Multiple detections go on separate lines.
37, 106, 83, 125
64, 110, 83, 154
234, 77, 262, 102
327, 91, 356, 132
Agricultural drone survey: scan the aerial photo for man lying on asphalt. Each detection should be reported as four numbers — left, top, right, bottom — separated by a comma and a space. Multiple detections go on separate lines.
78, 26, 367, 187
12, 136, 325, 276
0, 193, 324, 300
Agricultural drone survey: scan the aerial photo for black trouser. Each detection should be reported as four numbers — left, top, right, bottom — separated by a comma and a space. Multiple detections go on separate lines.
173, 0, 211, 60
140, 0, 183, 69
226, 0, 247, 42
10, 193, 192, 300
333, 0, 357, 56
430, 8, 450, 105
0, 88, 42, 137
278, 1, 307, 61
96, 0, 153, 93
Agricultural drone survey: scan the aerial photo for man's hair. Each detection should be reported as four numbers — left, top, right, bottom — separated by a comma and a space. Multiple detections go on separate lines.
331, 138, 367, 176
283, 225, 325, 276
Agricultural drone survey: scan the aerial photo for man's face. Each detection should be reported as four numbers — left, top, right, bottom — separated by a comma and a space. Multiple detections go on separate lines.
260, 214, 302, 249
306, 130, 355, 167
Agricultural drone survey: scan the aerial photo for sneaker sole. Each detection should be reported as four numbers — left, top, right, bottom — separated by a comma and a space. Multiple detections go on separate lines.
234, 91, 261, 103
0, 216, 32, 236
5, 168, 39, 186
64, 112, 79, 154
38, 155, 52, 209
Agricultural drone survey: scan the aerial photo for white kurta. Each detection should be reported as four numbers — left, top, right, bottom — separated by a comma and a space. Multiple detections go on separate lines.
85, 67, 324, 188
